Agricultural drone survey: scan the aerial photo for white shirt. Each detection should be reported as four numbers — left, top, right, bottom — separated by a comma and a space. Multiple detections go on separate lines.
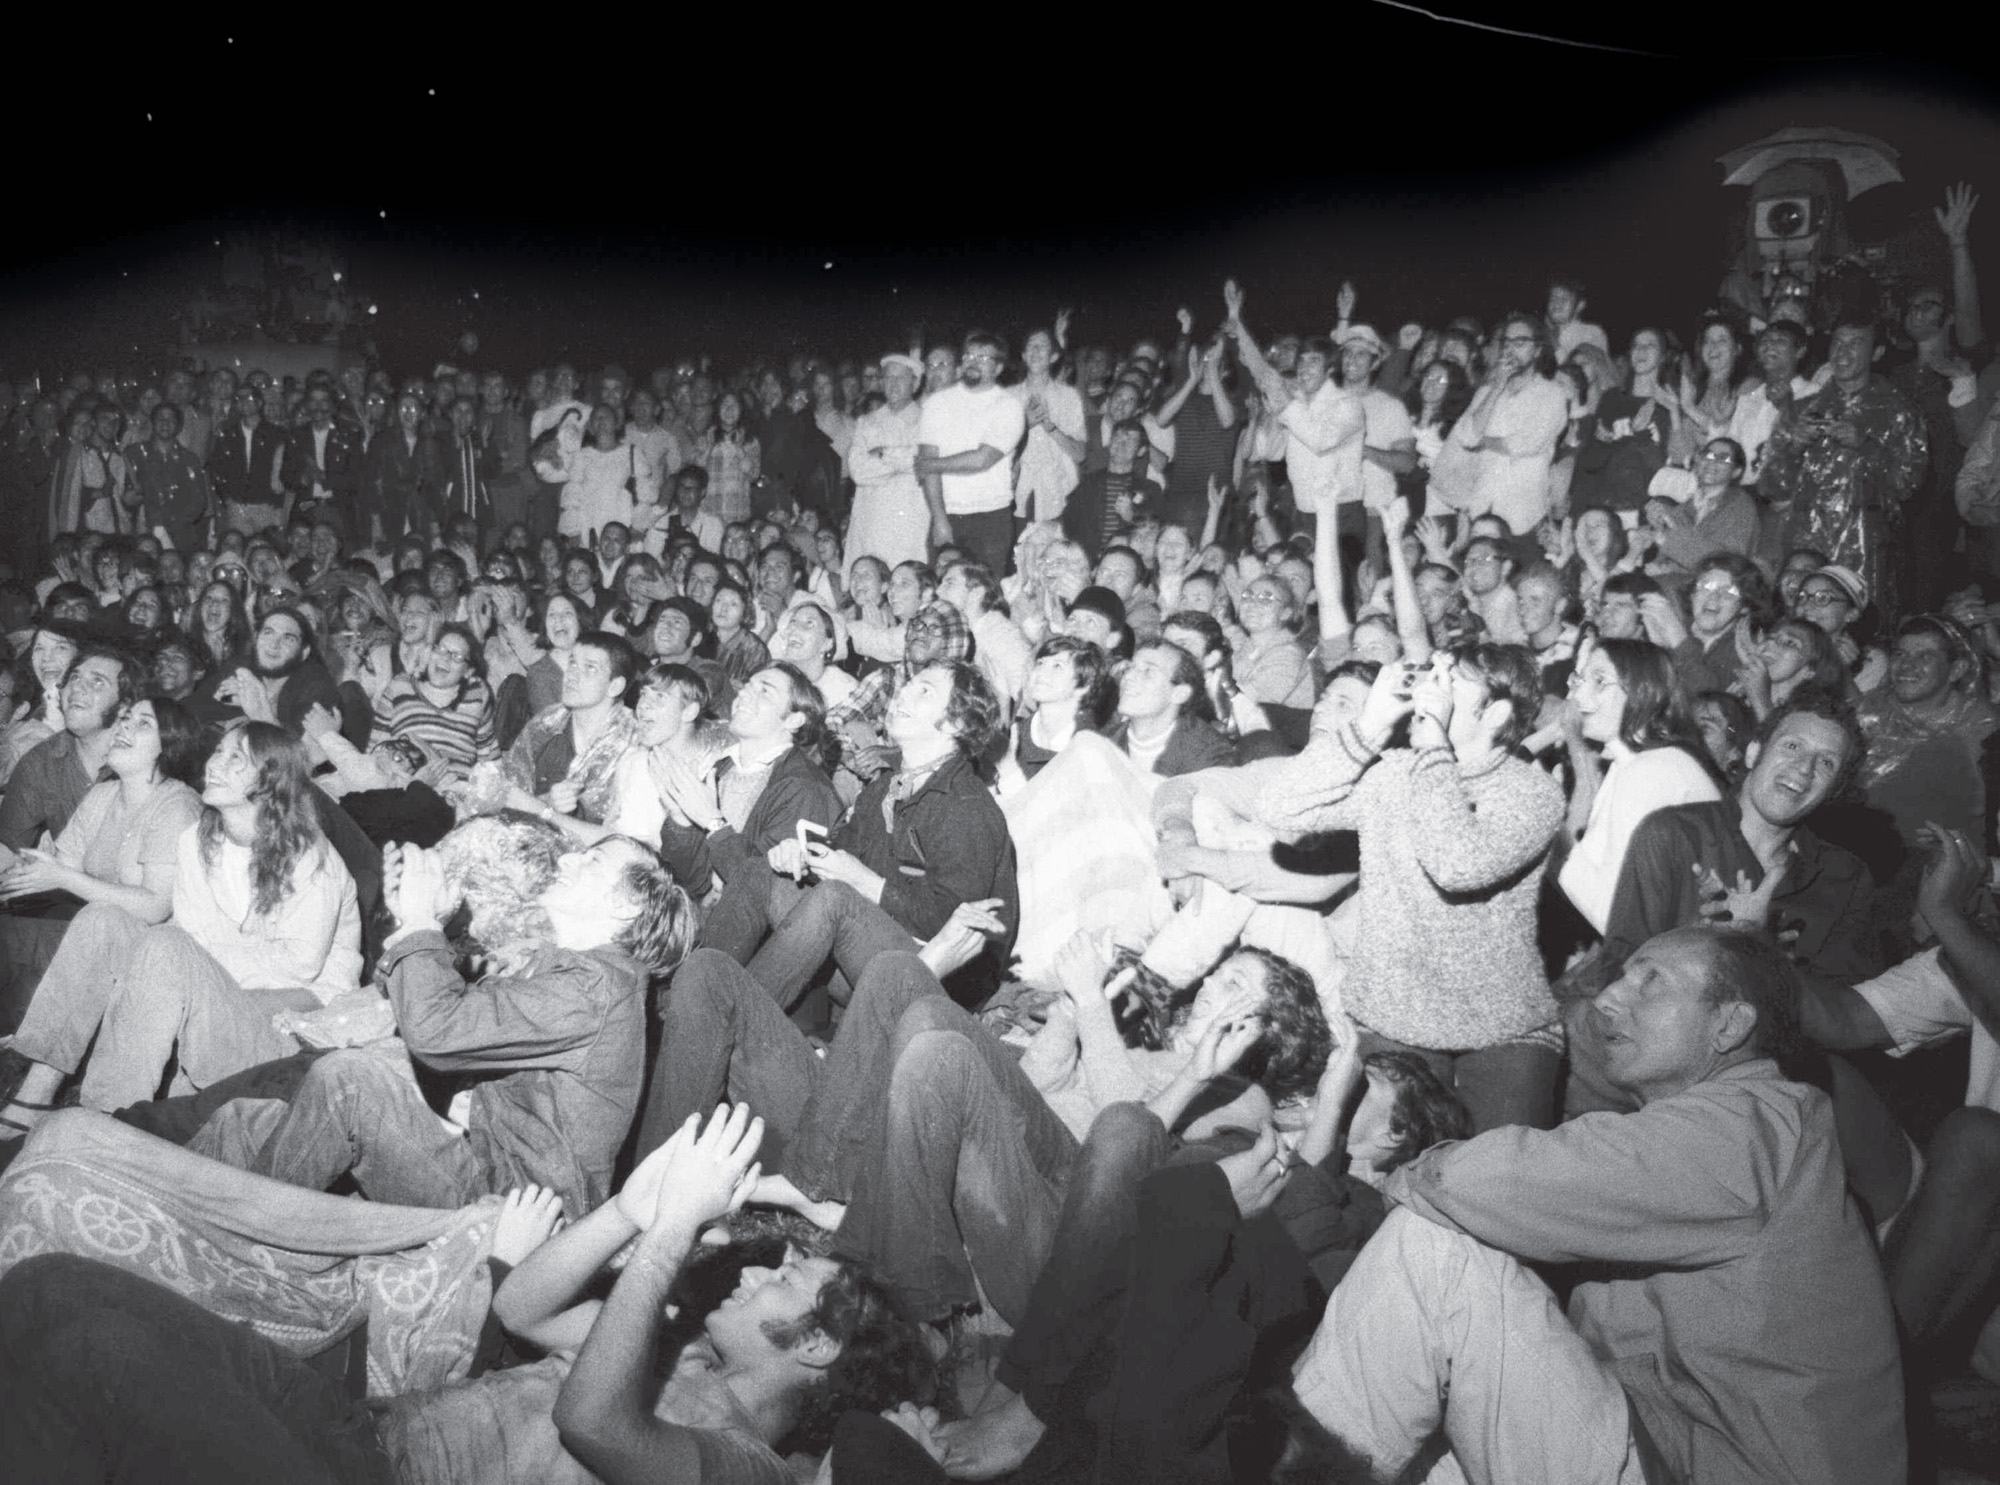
1855, 946, 2000, 1113
1558, 746, 1721, 933
1277, 381, 1366, 511
1010, 380, 1087, 522
1727, 377, 1818, 485
1358, 388, 1415, 512
169, 825, 361, 1003
918, 383, 1027, 516
1454, 375, 1571, 535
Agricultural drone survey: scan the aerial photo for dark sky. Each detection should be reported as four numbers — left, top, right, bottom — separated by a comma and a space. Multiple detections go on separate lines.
4, 17, 1996, 376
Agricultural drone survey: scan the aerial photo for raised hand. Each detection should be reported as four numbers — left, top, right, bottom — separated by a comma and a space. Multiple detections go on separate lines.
1381, 495, 1411, 543
1335, 280, 1357, 324
1053, 930, 1119, 1008
1916, 821, 1989, 929
1177, 305, 1194, 337
649, 1104, 765, 1237
1185, 1001, 1265, 1084
1356, 657, 1418, 749
1397, 321, 1424, 352
1053, 306, 1073, 346
1222, 279, 1246, 324
1937, 182, 1980, 246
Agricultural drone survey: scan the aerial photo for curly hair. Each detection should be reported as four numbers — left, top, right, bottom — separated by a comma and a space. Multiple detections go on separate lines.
1359, 1051, 1474, 1173
761, 1257, 937, 1455
198, 721, 326, 919
1222, 946, 1333, 1102
938, 660, 1003, 758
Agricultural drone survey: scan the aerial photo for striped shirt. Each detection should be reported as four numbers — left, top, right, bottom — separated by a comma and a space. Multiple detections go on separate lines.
371, 673, 500, 777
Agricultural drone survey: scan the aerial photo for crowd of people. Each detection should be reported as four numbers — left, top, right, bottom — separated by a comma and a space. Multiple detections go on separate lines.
2, 179, 2000, 1484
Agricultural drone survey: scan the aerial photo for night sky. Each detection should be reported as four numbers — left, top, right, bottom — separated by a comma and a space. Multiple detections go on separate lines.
4, 18, 1995, 376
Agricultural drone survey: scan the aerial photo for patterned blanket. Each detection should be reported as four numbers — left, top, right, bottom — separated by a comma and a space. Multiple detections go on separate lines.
1000, 732, 1175, 988
0, 1110, 498, 1397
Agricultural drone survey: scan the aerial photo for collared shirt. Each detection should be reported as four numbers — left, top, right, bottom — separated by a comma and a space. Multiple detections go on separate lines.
1368, 1061, 1905, 1485
1604, 801, 1882, 988
0, 728, 99, 849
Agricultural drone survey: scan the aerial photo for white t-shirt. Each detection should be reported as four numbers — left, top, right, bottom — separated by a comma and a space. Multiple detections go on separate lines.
1855, 946, 2000, 1113
1359, 388, 1415, 512
1558, 746, 1722, 933
918, 384, 1027, 516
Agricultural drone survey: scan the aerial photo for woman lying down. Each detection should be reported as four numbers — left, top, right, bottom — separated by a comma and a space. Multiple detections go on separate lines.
0, 1103, 933, 1485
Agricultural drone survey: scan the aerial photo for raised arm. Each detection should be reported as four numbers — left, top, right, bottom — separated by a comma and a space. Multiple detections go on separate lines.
1313, 479, 1351, 649
1379, 496, 1431, 664
554, 1106, 765, 1485
1939, 183, 1984, 350
1221, 280, 1291, 407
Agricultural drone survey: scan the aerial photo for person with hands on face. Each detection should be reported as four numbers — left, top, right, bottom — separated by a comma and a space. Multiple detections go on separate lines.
221, 829, 690, 1217
1156, 642, 1566, 1131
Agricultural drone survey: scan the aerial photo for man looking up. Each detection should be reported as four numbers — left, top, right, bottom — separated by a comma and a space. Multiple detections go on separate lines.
1291, 927, 1905, 1485
503, 631, 642, 830
916, 331, 1027, 577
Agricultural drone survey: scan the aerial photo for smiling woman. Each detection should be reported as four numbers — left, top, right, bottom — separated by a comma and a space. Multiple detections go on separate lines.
1, 721, 361, 1141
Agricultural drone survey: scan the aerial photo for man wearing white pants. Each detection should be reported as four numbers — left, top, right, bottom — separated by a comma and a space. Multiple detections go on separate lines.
1290, 927, 1906, 1485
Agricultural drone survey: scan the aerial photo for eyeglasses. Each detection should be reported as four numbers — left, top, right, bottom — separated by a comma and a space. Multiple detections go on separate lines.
1501, 334, 1539, 347
1693, 579, 1741, 599
433, 648, 473, 666
1797, 589, 1848, 609
1239, 589, 1284, 606
1698, 450, 1738, 464
1463, 553, 1504, 568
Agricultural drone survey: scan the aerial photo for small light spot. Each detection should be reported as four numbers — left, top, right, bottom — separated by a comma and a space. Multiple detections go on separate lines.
379, 210, 387, 219
146, 113, 152, 122
331, 271, 342, 283
367, 305, 379, 316
824, 261, 833, 270
428, 88, 436, 96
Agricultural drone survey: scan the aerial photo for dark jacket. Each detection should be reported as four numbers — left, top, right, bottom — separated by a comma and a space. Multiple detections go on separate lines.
283, 421, 362, 509
1605, 800, 1882, 991
1062, 467, 1165, 563
383, 929, 648, 1218
206, 417, 288, 510
1108, 716, 1239, 778
362, 427, 447, 538
659, 744, 843, 895
836, 749, 1017, 1001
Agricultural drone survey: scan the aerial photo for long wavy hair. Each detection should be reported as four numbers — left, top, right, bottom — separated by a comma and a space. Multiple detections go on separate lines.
198, 720, 326, 918
183, 579, 252, 668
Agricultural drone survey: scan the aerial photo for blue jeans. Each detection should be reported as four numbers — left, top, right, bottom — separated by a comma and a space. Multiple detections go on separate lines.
0, 1253, 392, 1485
238, 1048, 485, 1209
832, 991, 1079, 1326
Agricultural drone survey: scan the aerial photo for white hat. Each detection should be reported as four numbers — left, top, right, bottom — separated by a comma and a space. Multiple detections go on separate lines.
1333, 323, 1388, 359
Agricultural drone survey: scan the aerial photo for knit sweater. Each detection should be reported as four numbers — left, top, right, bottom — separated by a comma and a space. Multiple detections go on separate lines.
1234, 725, 1563, 1049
